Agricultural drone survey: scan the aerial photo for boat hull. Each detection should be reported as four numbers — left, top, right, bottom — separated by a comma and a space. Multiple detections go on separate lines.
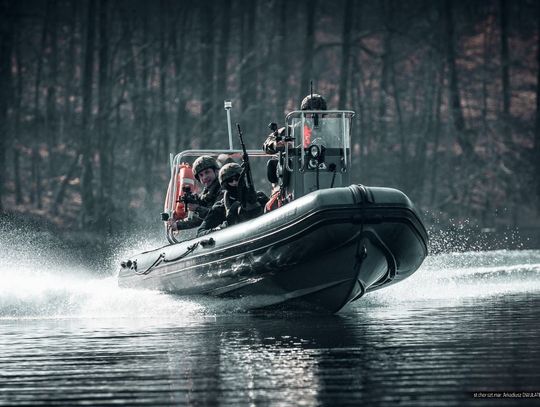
118, 185, 428, 313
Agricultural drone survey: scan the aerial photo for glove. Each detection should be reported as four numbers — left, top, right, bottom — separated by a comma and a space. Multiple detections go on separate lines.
226, 201, 242, 224
238, 202, 262, 222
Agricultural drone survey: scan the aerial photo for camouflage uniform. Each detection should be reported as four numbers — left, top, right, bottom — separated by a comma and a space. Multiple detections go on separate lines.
174, 156, 222, 230
197, 163, 268, 236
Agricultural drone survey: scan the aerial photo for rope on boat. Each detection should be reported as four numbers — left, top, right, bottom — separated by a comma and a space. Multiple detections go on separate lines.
135, 253, 165, 275
163, 242, 200, 263
133, 237, 215, 276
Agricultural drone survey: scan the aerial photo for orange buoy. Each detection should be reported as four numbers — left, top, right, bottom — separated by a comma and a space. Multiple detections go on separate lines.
164, 163, 200, 221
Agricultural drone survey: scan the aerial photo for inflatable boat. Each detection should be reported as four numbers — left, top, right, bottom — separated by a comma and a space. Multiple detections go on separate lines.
118, 109, 428, 313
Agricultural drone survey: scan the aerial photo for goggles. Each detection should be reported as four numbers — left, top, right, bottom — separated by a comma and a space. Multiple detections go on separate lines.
226, 175, 240, 183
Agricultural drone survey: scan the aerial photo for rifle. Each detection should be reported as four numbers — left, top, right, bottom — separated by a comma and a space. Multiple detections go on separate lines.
180, 186, 199, 206
179, 185, 200, 218
236, 123, 257, 205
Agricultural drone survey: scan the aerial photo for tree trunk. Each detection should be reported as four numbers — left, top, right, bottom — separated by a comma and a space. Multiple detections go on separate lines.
31, 4, 50, 210
351, 57, 366, 180
62, 1, 78, 146
338, 0, 353, 109
483, 15, 495, 223
158, 0, 170, 157
378, 27, 391, 145
45, 0, 58, 182
384, 5, 406, 188
0, 0, 14, 212
13, 23, 23, 205
117, 2, 150, 203
482, 17, 492, 135
299, 0, 316, 102
352, 58, 371, 183
52, 154, 80, 215
97, 0, 112, 232
200, 0, 214, 140
276, 0, 288, 117
140, 7, 153, 208
430, 60, 445, 207
414, 54, 438, 202
51, 2, 78, 213
444, 0, 475, 159
390, 63, 406, 188
240, 0, 257, 120
80, 0, 97, 227
171, 6, 188, 150
535, 2, 540, 213
215, 0, 231, 109
499, 0, 511, 144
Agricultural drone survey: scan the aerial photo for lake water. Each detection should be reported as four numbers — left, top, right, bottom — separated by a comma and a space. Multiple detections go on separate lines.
1, 232, 540, 406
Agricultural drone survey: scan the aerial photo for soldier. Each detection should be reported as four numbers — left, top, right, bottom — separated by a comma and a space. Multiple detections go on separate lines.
168, 155, 223, 231
263, 93, 328, 154
263, 94, 328, 212
197, 163, 268, 236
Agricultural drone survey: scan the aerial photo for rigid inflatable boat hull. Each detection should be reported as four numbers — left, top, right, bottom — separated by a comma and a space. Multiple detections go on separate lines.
118, 185, 428, 313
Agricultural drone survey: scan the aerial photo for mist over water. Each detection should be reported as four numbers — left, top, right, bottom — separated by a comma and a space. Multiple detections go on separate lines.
2, 224, 540, 406
0, 222, 204, 321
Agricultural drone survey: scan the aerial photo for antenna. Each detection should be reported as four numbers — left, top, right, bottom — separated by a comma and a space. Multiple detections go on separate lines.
224, 100, 233, 150
310, 81, 319, 127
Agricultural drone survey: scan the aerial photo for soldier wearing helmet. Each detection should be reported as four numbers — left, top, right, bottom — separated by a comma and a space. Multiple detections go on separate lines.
197, 163, 268, 236
262, 94, 328, 212
300, 93, 327, 111
192, 155, 222, 213
263, 93, 327, 155
169, 155, 223, 231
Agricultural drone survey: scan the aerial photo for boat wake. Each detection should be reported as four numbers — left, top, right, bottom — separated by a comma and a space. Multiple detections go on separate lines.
1, 228, 539, 319
364, 250, 540, 308
0, 229, 206, 321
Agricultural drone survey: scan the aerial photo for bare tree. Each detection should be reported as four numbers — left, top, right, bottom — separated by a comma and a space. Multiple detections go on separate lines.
0, 0, 15, 212
338, 0, 354, 109
30, 4, 52, 210
13, 26, 23, 205
444, 0, 475, 159
45, 0, 59, 181
80, 0, 97, 227
276, 0, 289, 117
200, 0, 214, 139
535, 2, 540, 213
171, 4, 189, 151
215, 0, 232, 111
0, 0, 537, 232
499, 0, 511, 144
240, 0, 257, 117
299, 0, 316, 101
96, 0, 112, 232
158, 0, 170, 158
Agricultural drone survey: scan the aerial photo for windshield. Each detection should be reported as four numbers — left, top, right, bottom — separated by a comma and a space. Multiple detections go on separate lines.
286, 111, 354, 149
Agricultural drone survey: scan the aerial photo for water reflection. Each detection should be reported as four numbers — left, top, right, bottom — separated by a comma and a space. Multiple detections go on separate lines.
2, 249, 540, 405
1, 293, 540, 406
161, 315, 352, 405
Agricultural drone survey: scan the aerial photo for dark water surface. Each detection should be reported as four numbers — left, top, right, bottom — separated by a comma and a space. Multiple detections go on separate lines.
1, 245, 540, 406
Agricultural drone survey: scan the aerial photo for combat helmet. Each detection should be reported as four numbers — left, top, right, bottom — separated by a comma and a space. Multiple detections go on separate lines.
301, 93, 327, 110
192, 156, 219, 180
219, 163, 242, 186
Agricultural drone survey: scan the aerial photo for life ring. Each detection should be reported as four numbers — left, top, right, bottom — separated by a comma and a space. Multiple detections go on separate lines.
164, 163, 200, 222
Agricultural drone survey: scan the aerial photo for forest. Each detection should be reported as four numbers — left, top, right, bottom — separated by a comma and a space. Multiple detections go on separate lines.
0, 0, 539, 244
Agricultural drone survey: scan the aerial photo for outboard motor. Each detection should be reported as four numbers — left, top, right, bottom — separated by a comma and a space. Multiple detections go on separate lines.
278, 110, 354, 200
